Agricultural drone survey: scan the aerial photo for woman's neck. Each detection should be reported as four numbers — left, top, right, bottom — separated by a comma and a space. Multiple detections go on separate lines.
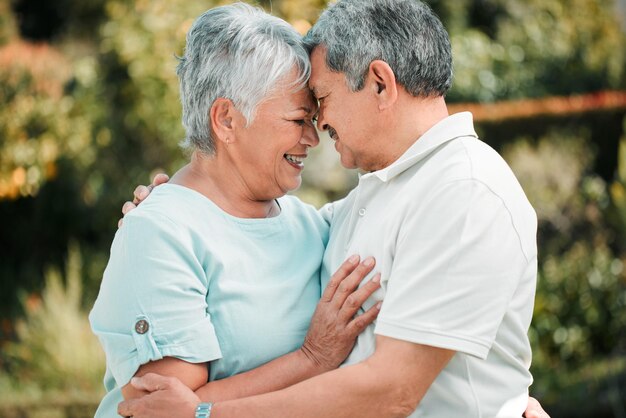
170, 152, 280, 219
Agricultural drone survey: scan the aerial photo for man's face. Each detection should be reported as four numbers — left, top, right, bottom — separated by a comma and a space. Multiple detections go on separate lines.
309, 47, 382, 171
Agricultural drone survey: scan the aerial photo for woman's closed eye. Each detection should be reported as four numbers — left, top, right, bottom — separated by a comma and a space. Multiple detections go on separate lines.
292, 117, 317, 126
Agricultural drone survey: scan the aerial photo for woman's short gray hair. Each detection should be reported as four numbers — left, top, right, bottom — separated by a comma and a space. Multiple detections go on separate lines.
304, 0, 452, 98
178, 2, 310, 155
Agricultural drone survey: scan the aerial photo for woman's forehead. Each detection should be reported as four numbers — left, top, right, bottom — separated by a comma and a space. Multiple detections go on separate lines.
263, 87, 317, 112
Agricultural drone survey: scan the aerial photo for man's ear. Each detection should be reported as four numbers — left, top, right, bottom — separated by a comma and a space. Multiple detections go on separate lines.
210, 98, 237, 145
367, 60, 398, 110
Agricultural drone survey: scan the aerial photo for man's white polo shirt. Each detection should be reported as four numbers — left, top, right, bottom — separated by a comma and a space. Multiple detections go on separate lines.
320, 112, 537, 417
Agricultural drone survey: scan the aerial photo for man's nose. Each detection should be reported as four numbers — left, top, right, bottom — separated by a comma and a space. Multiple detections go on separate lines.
316, 108, 328, 131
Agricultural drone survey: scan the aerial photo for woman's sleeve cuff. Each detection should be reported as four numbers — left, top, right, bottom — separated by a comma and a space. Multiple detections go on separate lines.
109, 314, 222, 387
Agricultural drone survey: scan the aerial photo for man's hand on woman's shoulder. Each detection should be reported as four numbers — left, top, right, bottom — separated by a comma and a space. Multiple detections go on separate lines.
118, 173, 170, 228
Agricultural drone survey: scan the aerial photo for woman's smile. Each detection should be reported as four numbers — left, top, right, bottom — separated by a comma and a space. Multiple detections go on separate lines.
284, 153, 306, 169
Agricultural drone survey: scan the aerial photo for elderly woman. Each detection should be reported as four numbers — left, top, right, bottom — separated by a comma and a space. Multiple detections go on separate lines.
89, 3, 381, 417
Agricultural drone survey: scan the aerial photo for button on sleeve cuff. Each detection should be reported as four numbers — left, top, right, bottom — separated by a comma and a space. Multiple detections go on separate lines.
107, 314, 222, 387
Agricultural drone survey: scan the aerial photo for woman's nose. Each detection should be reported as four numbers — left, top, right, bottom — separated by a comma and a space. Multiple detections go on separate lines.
301, 123, 320, 148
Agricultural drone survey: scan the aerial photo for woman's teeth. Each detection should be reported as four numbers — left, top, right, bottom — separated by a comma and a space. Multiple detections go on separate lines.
285, 154, 304, 165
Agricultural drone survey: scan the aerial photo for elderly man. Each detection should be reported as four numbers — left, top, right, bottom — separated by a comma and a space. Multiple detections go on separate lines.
119, 0, 548, 417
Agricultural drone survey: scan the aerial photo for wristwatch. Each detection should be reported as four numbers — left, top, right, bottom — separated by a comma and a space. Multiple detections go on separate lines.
195, 402, 213, 418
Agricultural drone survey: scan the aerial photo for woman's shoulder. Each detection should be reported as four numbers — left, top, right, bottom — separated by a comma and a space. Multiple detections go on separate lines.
116, 185, 220, 251
278, 195, 329, 236
278, 195, 319, 217
128, 183, 215, 226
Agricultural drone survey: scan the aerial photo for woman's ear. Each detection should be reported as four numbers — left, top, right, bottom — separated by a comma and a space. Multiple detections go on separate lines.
367, 60, 398, 110
210, 98, 236, 145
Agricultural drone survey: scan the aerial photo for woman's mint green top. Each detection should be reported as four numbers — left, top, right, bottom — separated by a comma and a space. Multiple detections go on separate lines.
89, 184, 329, 417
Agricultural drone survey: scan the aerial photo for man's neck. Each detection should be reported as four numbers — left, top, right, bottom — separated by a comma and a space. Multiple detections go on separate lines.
374, 95, 449, 171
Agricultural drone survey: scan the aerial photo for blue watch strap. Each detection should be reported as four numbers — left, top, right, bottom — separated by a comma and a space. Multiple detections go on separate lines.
195, 402, 213, 418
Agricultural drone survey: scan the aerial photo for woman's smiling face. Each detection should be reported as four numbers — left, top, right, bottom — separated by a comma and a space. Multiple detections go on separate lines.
228, 77, 320, 200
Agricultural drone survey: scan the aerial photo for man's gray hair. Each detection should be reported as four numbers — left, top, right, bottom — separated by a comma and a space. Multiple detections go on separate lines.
178, 2, 310, 155
304, 0, 452, 98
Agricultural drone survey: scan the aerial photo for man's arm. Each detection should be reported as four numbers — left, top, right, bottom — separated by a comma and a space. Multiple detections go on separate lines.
119, 335, 454, 418
211, 335, 454, 418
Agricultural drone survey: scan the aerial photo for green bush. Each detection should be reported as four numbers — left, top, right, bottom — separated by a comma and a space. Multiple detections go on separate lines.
2, 243, 105, 401
504, 130, 626, 414
448, 0, 626, 101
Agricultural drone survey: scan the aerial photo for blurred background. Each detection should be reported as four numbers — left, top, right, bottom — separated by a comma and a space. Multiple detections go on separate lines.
0, 0, 625, 416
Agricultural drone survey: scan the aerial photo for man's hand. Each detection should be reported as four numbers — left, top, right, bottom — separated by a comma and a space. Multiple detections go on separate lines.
301, 255, 381, 371
118, 373, 200, 418
118, 173, 170, 228
524, 396, 550, 418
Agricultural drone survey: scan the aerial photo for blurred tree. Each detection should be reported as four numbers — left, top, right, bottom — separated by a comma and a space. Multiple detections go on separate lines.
0, 0, 16, 45
1, 244, 104, 418
504, 131, 626, 412
609, 119, 626, 247
0, 19, 106, 319
448, 0, 626, 101
10, 0, 106, 41
0, 41, 92, 199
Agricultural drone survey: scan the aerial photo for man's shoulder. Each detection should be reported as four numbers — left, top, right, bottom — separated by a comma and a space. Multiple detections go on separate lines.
325, 188, 358, 219
422, 136, 527, 200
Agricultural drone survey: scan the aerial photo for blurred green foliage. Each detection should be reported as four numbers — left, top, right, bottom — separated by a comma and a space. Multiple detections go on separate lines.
0, 244, 103, 417
610, 126, 626, 235
0, 42, 94, 199
0, 0, 625, 415
3, 243, 104, 391
504, 132, 626, 413
446, 0, 626, 101
0, 0, 16, 45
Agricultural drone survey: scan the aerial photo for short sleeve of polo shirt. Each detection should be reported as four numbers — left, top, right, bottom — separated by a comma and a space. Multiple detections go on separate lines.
318, 199, 340, 226
375, 179, 528, 359
319, 196, 351, 227
89, 212, 222, 388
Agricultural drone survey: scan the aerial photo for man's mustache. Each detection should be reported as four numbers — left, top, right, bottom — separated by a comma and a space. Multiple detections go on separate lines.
328, 127, 338, 140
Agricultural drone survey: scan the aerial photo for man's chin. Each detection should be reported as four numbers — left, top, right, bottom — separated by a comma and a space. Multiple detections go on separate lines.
338, 156, 358, 170
334, 144, 359, 169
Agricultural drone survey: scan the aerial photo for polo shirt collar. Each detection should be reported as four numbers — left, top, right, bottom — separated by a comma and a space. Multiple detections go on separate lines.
366, 112, 478, 183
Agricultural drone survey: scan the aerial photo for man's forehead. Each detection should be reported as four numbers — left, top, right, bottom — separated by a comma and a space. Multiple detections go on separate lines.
308, 68, 331, 98
308, 47, 328, 86
307, 72, 325, 99
308, 62, 322, 93
308, 82, 320, 97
